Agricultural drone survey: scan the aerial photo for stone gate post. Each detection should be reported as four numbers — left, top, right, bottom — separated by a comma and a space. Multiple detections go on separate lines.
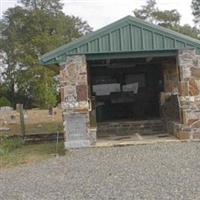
59, 55, 96, 149
177, 49, 200, 140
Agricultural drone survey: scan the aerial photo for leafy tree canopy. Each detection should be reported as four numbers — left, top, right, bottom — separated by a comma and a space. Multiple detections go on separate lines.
0, 0, 92, 109
192, 0, 200, 27
134, 0, 200, 39
134, 0, 156, 22
0, 96, 11, 107
20, 0, 63, 14
151, 9, 180, 28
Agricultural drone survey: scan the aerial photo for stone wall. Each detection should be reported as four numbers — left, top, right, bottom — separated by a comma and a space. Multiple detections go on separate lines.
163, 63, 179, 94
154, 49, 200, 140
157, 49, 200, 140
60, 49, 200, 147
97, 120, 165, 137
0, 107, 63, 136
160, 62, 181, 134
161, 94, 180, 122
176, 49, 200, 139
60, 55, 96, 149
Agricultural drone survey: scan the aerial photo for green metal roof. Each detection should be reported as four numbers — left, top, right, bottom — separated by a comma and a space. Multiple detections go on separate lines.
40, 15, 200, 65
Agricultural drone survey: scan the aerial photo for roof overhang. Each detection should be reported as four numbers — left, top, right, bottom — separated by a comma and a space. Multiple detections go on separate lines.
40, 15, 200, 65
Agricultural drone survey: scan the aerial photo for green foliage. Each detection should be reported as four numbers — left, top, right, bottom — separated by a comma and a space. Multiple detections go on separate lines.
0, 0, 92, 108
31, 66, 58, 108
0, 96, 11, 107
152, 9, 180, 27
0, 137, 23, 156
0, 141, 65, 168
171, 24, 200, 39
133, 0, 200, 40
20, 0, 63, 14
134, 0, 180, 26
134, 0, 156, 22
192, 0, 200, 25
15, 66, 58, 108
0, 21, 6, 35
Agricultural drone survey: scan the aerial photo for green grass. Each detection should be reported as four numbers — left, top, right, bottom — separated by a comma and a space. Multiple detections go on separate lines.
0, 137, 65, 169
25, 122, 64, 134
0, 122, 64, 137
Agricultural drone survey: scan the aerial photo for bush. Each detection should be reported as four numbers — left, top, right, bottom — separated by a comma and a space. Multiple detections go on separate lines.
0, 96, 11, 107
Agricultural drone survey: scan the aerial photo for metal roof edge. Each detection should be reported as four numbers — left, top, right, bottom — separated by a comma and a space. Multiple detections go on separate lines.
40, 15, 200, 64
40, 16, 131, 62
42, 49, 179, 65
127, 16, 200, 45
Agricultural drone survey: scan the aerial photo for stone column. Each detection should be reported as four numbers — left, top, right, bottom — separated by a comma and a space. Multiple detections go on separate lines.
60, 55, 96, 149
177, 49, 200, 139
160, 62, 180, 135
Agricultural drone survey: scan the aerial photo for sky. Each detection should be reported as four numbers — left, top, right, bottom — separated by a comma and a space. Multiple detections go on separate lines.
0, 0, 195, 30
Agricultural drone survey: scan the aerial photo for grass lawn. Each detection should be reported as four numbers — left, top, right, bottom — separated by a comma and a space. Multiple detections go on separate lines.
0, 137, 65, 169
0, 122, 64, 137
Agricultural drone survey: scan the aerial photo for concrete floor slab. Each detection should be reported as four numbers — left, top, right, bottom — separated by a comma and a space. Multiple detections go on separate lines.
95, 133, 180, 147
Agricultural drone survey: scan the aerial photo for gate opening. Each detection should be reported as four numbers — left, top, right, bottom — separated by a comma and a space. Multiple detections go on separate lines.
88, 57, 167, 122
87, 56, 178, 139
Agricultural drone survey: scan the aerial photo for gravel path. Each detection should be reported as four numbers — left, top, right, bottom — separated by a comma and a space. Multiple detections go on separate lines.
1, 142, 200, 200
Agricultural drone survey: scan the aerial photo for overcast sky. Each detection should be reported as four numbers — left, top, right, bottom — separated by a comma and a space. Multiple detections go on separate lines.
0, 0, 195, 30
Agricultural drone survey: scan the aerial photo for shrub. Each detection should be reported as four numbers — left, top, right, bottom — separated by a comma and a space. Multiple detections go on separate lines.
0, 96, 11, 107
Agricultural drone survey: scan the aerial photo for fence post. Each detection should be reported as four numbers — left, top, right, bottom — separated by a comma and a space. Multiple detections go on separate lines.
19, 104, 26, 139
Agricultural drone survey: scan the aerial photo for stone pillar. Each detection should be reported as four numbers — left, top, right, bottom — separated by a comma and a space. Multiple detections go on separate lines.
60, 55, 96, 149
177, 49, 200, 140
160, 62, 180, 135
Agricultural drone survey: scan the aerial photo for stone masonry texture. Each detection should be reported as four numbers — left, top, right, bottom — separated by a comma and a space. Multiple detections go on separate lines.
60, 55, 96, 149
177, 49, 200, 139
59, 49, 200, 148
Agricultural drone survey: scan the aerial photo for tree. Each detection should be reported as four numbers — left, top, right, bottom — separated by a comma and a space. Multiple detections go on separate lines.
0, 96, 11, 107
134, 0, 156, 22
172, 24, 200, 39
192, 0, 200, 27
20, 0, 63, 14
133, 0, 180, 27
133, 0, 199, 39
152, 9, 180, 28
31, 66, 58, 108
0, 50, 6, 83
0, 7, 26, 107
0, 0, 92, 108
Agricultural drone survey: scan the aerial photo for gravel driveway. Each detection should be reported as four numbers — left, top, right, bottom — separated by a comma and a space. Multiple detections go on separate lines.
1, 142, 200, 200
